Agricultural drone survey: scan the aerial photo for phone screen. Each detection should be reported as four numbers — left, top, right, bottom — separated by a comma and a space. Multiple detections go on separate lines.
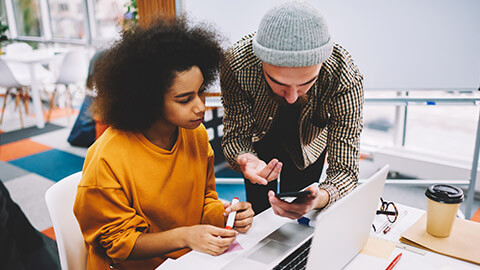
275, 190, 311, 203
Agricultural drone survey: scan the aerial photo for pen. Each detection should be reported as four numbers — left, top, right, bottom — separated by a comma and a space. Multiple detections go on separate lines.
383, 210, 407, 234
385, 253, 402, 270
297, 216, 316, 227
225, 197, 239, 230
265, 164, 276, 180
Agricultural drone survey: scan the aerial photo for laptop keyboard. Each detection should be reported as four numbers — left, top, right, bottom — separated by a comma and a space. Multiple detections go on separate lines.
273, 238, 313, 270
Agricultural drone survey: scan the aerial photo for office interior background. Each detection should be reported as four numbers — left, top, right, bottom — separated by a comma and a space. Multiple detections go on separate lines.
0, 0, 479, 261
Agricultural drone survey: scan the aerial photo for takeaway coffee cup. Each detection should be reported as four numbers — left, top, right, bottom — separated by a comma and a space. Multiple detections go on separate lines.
425, 184, 464, 237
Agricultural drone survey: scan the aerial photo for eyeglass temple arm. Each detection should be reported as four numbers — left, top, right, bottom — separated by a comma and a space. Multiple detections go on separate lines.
376, 210, 397, 216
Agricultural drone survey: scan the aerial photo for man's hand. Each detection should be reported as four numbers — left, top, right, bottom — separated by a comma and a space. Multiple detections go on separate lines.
267, 186, 330, 219
223, 201, 254, 233
236, 153, 282, 185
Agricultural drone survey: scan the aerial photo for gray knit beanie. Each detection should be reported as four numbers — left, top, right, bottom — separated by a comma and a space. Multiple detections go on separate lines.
252, 1, 333, 67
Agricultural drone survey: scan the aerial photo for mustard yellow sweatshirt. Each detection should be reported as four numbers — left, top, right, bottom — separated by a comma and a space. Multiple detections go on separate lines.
73, 125, 225, 269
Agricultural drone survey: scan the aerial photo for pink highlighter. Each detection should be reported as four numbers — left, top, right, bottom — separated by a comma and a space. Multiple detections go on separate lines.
225, 197, 239, 230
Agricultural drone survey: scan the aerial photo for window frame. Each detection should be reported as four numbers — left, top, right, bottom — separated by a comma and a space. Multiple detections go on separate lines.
2, 0, 131, 46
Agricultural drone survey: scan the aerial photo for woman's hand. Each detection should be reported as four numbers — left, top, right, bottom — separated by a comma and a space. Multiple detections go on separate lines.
185, 225, 237, 256
223, 201, 254, 233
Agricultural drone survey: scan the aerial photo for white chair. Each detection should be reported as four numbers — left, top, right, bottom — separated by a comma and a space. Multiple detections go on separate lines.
47, 50, 88, 122
45, 171, 87, 270
4, 42, 33, 55
4, 42, 53, 83
0, 59, 31, 128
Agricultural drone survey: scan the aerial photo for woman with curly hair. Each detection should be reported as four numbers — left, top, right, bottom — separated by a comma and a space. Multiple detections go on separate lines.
73, 17, 254, 269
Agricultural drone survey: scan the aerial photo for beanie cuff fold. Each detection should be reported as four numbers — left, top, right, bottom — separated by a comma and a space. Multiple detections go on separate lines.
252, 38, 333, 67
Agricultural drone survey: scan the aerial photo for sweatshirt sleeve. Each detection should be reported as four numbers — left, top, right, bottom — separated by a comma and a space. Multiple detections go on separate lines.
74, 158, 149, 264
200, 143, 226, 227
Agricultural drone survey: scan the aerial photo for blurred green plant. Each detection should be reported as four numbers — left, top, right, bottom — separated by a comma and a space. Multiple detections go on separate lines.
24, 40, 39, 49
19, 0, 40, 36
123, 0, 138, 30
0, 20, 8, 43
0, 20, 8, 54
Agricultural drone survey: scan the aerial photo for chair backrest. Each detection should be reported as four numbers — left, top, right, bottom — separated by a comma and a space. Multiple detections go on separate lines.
45, 172, 87, 270
4, 42, 33, 56
57, 50, 88, 85
0, 59, 23, 88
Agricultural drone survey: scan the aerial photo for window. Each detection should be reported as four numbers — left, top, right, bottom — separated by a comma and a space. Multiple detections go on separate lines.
13, 0, 43, 37
48, 0, 85, 39
362, 91, 397, 147
59, 3, 68, 12
0, 0, 8, 41
93, 0, 128, 41
363, 90, 479, 159
0, 0, 7, 21
403, 91, 477, 158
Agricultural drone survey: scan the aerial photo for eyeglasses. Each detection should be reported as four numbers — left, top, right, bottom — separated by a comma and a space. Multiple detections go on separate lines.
372, 198, 399, 233
376, 197, 399, 223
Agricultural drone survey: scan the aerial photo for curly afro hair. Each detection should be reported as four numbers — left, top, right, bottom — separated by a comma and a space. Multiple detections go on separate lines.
91, 16, 224, 132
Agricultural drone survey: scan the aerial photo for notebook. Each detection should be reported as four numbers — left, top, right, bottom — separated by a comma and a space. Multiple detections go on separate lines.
400, 214, 480, 265
220, 165, 389, 270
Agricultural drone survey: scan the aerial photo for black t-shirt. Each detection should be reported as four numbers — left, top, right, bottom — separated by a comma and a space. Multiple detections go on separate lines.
269, 103, 303, 154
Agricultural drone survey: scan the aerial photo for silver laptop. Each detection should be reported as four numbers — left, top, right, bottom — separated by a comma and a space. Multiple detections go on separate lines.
221, 165, 389, 270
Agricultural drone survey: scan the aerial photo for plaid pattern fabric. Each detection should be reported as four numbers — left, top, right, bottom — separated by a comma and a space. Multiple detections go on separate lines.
220, 33, 364, 206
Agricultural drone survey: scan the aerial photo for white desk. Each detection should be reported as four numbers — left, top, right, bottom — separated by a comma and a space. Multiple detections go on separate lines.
1, 50, 57, 128
157, 203, 478, 269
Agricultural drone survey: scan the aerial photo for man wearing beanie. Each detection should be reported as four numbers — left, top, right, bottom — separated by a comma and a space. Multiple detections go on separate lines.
221, 1, 363, 217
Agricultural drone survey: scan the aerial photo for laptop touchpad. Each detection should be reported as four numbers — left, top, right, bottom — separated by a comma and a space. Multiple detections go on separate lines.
246, 240, 292, 264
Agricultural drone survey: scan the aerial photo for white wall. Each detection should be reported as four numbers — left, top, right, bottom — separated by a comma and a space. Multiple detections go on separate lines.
182, 0, 480, 90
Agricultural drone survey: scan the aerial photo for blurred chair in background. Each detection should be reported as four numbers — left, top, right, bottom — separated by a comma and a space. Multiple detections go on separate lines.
4, 42, 54, 84
0, 59, 33, 128
2, 42, 55, 128
46, 50, 88, 122
4, 42, 33, 55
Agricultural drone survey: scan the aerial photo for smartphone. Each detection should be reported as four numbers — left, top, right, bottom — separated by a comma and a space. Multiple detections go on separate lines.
275, 190, 312, 203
